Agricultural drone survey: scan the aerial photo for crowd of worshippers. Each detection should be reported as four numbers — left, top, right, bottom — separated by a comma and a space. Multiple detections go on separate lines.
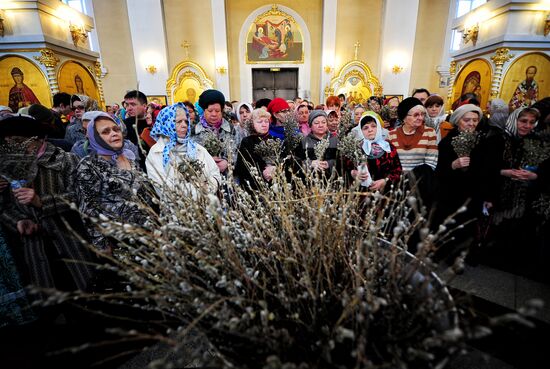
1, 87, 550, 327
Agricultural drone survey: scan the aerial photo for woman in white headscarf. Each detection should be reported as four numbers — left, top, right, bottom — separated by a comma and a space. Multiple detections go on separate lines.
345, 111, 402, 192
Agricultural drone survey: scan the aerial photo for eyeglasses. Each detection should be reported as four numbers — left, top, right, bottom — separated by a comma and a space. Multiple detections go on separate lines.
72, 105, 85, 111
407, 112, 426, 118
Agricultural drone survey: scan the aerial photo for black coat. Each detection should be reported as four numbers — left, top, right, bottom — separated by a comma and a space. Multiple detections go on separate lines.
234, 135, 272, 192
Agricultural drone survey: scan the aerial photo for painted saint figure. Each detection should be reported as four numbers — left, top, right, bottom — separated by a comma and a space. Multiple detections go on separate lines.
8, 67, 40, 113
508, 66, 538, 111
75, 74, 85, 94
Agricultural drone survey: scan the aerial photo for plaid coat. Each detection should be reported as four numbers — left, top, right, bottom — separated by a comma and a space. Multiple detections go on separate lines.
0, 143, 95, 292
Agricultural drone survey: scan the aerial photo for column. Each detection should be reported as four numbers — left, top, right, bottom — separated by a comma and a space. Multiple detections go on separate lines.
34, 49, 60, 95
447, 61, 457, 105
320, 0, 338, 100
378, 0, 420, 96
126, 0, 169, 95
90, 61, 106, 107
490, 48, 514, 99
211, 0, 230, 99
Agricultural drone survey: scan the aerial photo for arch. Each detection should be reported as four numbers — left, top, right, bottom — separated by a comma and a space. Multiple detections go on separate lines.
166, 60, 214, 105
238, 4, 312, 102
0, 54, 51, 109
450, 58, 492, 110
328, 60, 383, 102
499, 52, 550, 107
57, 60, 100, 102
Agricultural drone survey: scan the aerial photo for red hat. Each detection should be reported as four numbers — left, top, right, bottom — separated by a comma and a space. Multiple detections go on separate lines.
267, 98, 290, 115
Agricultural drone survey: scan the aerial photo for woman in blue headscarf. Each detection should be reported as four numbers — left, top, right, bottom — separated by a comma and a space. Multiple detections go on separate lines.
146, 103, 220, 198
345, 111, 402, 192
75, 112, 153, 252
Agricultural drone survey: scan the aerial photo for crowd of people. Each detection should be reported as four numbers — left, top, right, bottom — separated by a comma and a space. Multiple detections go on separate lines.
1, 86, 549, 332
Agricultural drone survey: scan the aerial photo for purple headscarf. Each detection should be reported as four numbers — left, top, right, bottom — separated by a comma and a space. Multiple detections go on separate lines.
87, 111, 135, 161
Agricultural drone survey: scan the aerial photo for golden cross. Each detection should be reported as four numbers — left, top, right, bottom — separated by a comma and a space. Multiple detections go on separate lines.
353, 41, 360, 60
181, 40, 191, 59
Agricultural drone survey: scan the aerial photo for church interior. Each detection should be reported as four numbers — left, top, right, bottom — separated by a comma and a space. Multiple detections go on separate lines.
1, 1, 550, 369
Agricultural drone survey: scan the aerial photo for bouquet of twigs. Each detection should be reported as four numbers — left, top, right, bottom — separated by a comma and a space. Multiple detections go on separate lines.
338, 109, 354, 138
281, 114, 303, 153
254, 138, 283, 165
201, 131, 223, 157
451, 130, 480, 157
176, 156, 205, 182
521, 137, 550, 169
338, 133, 372, 187
0, 137, 39, 189
313, 137, 330, 162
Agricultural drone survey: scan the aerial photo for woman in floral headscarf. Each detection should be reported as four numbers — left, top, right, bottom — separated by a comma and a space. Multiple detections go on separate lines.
75, 112, 152, 252
146, 103, 220, 198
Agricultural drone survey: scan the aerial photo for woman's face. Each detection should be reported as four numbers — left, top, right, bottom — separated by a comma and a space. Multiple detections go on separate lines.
145, 112, 153, 126
354, 107, 365, 123
175, 109, 189, 139
458, 111, 480, 132
239, 106, 251, 122
311, 116, 328, 137
427, 103, 442, 118
361, 121, 377, 140
204, 103, 222, 126
517, 112, 537, 137
327, 113, 339, 132
253, 116, 270, 135
188, 108, 196, 122
297, 106, 309, 124
72, 101, 85, 120
96, 118, 123, 151
403, 106, 425, 130
369, 100, 381, 113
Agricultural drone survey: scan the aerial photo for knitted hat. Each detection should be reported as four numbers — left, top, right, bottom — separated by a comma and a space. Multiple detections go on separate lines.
198, 89, 225, 110
308, 110, 327, 127
449, 104, 483, 126
397, 97, 424, 121
267, 98, 290, 115
0, 115, 52, 138
28, 104, 54, 124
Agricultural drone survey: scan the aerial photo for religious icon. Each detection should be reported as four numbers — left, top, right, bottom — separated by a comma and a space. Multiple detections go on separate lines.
75, 74, 85, 94
8, 67, 41, 113
57, 61, 100, 103
246, 5, 303, 63
450, 58, 492, 110
186, 88, 197, 104
508, 66, 538, 110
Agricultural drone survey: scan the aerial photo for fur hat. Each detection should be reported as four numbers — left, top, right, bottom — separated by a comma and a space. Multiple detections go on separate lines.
0, 115, 52, 138
28, 104, 54, 124
397, 97, 424, 121
198, 89, 226, 110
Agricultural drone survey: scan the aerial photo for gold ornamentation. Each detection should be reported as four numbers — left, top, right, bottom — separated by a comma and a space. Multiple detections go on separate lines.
166, 61, 214, 104
490, 48, 514, 66
449, 61, 457, 75
69, 23, 88, 46
353, 41, 360, 60
145, 65, 158, 74
93, 61, 103, 78
0, 11, 5, 37
324, 85, 334, 97
374, 85, 383, 97
462, 24, 479, 46
329, 60, 383, 99
34, 49, 60, 68
253, 4, 297, 25
216, 66, 227, 74
545, 14, 550, 37
324, 65, 333, 73
391, 65, 403, 74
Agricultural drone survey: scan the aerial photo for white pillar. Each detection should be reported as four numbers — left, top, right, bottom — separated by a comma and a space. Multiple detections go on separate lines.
379, 0, 420, 96
211, 0, 230, 99
126, 0, 169, 96
320, 0, 338, 101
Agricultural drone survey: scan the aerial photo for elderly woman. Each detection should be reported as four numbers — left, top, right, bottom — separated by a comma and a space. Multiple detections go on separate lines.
146, 103, 220, 198
433, 105, 484, 251
75, 112, 152, 253
191, 89, 242, 175
234, 108, 277, 191
296, 103, 311, 136
236, 102, 253, 126
388, 97, 438, 207
295, 110, 338, 177
352, 105, 366, 125
476, 107, 544, 274
64, 94, 100, 145
347, 112, 402, 192
0, 116, 95, 297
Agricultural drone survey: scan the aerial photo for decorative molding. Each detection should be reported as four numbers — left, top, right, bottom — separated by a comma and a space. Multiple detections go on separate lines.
490, 48, 515, 99
33, 49, 60, 68
166, 60, 214, 105
327, 59, 383, 98
490, 48, 514, 66
253, 4, 297, 25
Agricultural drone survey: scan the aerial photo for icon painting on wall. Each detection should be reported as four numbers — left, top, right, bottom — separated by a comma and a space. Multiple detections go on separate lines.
450, 58, 492, 110
0, 56, 51, 111
57, 61, 100, 103
500, 52, 550, 110
246, 5, 303, 63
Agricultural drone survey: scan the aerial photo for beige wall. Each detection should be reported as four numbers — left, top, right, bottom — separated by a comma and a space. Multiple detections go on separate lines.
92, 0, 137, 105
409, 0, 450, 98
335, 0, 383, 77
226, 0, 323, 103
163, 0, 216, 80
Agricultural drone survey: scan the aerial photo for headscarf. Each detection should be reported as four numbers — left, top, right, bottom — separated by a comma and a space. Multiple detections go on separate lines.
150, 103, 197, 168
359, 111, 391, 156
449, 104, 483, 126
71, 94, 100, 112
87, 112, 135, 161
504, 108, 538, 138
236, 102, 253, 123
488, 99, 509, 129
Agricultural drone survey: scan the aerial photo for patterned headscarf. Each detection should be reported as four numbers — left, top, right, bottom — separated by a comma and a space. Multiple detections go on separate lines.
150, 103, 197, 168
359, 111, 391, 156
87, 112, 135, 161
